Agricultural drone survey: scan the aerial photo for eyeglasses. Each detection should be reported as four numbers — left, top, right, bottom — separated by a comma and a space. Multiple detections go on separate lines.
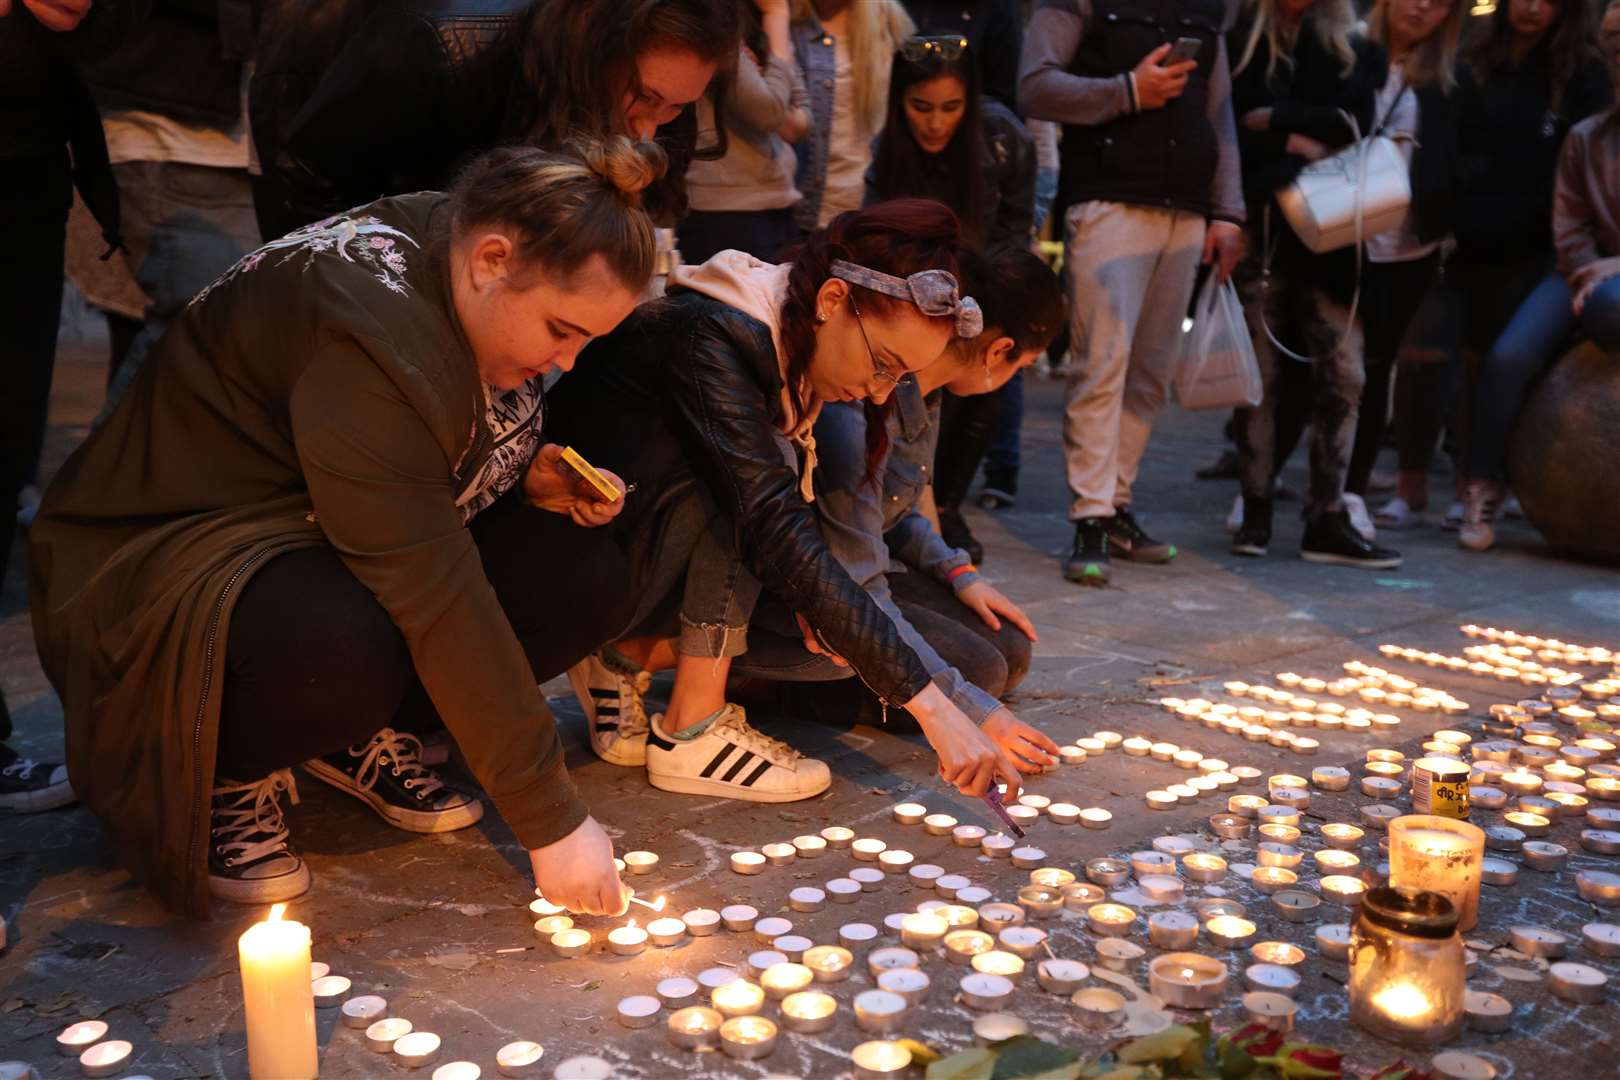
828, 260, 983, 338
847, 294, 904, 392
900, 35, 969, 63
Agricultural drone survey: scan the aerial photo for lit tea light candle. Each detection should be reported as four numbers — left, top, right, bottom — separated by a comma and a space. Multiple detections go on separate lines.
529, 896, 566, 918
981, 834, 1017, 858
851, 838, 888, 862
998, 925, 1049, 959
1205, 915, 1257, 948
852, 1040, 911, 1079
977, 903, 1025, 934
1258, 842, 1303, 869
1149, 911, 1200, 949
1182, 853, 1228, 883
1088, 903, 1136, 937
1229, 794, 1268, 818
853, 988, 909, 1033
77, 1040, 133, 1079
971, 951, 1026, 983
1321, 823, 1365, 850
365, 1018, 413, 1054
1500, 771, 1544, 796
647, 917, 687, 947
1251, 867, 1298, 894
940, 904, 981, 930
1017, 885, 1065, 918
666, 1006, 723, 1051
1315, 849, 1361, 873
760, 842, 797, 867
720, 904, 758, 931
780, 990, 838, 1034
730, 851, 766, 876
1321, 876, 1368, 906
1148, 953, 1229, 1008
1504, 811, 1551, 837
57, 1021, 109, 1057
607, 921, 648, 956
534, 914, 574, 939
900, 912, 948, 950
1074, 986, 1127, 1030
821, 826, 856, 848
1210, 813, 1252, 839
1086, 857, 1130, 887
892, 802, 927, 825
311, 975, 351, 1008
710, 980, 765, 1019
944, 929, 995, 965
953, 824, 988, 847
719, 1015, 777, 1061
792, 834, 827, 858
760, 962, 815, 1000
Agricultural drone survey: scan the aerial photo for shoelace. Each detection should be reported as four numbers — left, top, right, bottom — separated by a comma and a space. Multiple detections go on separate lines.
1, 758, 42, 780
714, 707, 800, 765
213, 770, 299, 867
349, 728, 446, 800
616, 670, 654, 738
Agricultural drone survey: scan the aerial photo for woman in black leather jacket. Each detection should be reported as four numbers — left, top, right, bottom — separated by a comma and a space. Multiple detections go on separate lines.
547, 200, 1032, 805
252, 0, 741, 235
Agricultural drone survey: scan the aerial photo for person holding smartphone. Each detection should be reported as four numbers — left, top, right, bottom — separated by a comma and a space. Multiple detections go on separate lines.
1018, 0, 1247, 587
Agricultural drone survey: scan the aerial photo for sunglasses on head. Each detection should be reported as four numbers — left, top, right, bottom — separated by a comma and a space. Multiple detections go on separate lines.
900, 35, 969, 63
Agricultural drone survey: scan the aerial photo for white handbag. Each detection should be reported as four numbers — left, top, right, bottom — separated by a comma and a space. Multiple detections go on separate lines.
1276, 123, 1412, 254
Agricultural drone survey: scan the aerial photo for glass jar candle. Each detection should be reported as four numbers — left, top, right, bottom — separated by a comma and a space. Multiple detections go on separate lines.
1388, 816, 1486, 933
1349, 887, 1465, 1045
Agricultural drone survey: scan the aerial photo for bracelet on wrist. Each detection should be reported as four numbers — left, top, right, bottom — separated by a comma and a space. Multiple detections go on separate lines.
946, 563, 977, 583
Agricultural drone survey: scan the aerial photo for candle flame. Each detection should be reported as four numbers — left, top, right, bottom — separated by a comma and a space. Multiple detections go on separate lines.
628, 917, 638, 930
268, 903, 286, 923
655, 895, 667, 911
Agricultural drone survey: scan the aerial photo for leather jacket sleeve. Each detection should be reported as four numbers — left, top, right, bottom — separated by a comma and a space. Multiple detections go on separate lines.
668, 304, 934, 708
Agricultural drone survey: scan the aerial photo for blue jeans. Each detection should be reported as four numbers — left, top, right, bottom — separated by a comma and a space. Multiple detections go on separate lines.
1466, 270, 1620, 481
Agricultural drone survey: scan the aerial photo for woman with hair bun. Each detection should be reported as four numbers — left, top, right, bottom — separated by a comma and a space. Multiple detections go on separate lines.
31, 136, 668, 917
551, 199, 1039, 805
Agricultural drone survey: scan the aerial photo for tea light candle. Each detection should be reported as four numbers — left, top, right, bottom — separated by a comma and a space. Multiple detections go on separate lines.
982, 834, 1017, 858
711, 980, 765, 1018
1321, 876, 1368, 906
1472, 787, 1509, 812
534, 914, 574, 939
852, 1041, 911, 1079
1271, 891, 1321, 924
1183, 853, 1228, 883
1146, 790, 1178, 811
1258, 842, 1304, 869
1582, 922, 1620, 957
730, 851, 766, 875
1131, 850, 1175, 876
998, 926, 1049, 959
1312, 767, 1351, 792
953, 824, 988, 846
1361, 804, 1402, 829
1315, 849, 1361, 873
1481, 858, 1518, 886
642, 916, 684, 947
1124, 736, 1153, 756
77, 1041, 133, 1079
851, 868, 887, 892
1462, 990, 1512, 1033
748, 950, 788, 978
1030, 867, 1077, 889
607, 922, 648, 956
1017, 885, 1065, 918
907, 864, 945, 891
1504, 811, 1551, 837
1074, 986, 1127, 1030
1060, 745, 1090, 765
773, 935, 813, 962
1485, 825, 1525, 852
1321, 823, 1365, 850
945, 929, 996, 965
873, 968, 931, 1009
1205, 915, 1257, 947
780, 990, 838, 1034
852, 837, 888, 862
793, 834, 828, 858
719, 1016, 777, 1061
901, 912, 948, 950
622, 850, 659, 876
923, 813, 958, 835
57, 1022, 109, 1057
1148, 953, 1229, 1008
530, 897, 566, 919
365, 1018, 413, 1054
341, 995, 388, 1030
892, 802, 927, 825
760, 842, 797, 867
853, 989, 909, 1033
1576, 870, 1620, 905
760, 962, 814, 1000
1549, 962, 1607, 1004
868, 946, 921, 975
1250, 942, 1304, 968
720, 904, 758, 931
1583, 830, 1620, 855
793, 946, 850, 986
1088, 903, 1137, 937
698, 967, 741, 991
978, 903, 1025, 934
1245, 963, 1301, 996
615, 995, 662, 1030
959, 972, 1016, 1011
1244, 991, 1297, 1032
973, 1013, 1029, 1046
666, 1006, 723, 1050
1045, 802, 1082, 826
1007, 805, 1041, 828
1139, 875, 1185, 903
1229, 794, 1268, 818
311, 975, 351, 1008
822, 878, 861, 905
1501, 771, 1543, 796
1508, 925, 1568, 959
1149, 912, 1200, 949
1010, 846, 1046, 869
1314, 922, 1352, 962
970, 952, 1025, 985
821, 826, 855, 848
1251, 867, 1298, 894
945, 898, 987, 922
1210, 814, 1252, 839
934, 872, 971, 899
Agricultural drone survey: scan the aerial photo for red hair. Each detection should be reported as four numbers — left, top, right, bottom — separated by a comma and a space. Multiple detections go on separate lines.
780, 198, 963, 472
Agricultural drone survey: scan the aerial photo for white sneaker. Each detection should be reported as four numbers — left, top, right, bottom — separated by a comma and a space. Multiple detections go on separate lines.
568, 652, 652, 767
1343, 493, 1376, 541
1224, 493, 1244, 534
646, 705, 830, 802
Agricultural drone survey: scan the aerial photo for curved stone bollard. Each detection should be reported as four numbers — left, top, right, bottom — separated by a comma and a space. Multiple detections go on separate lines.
1507, 341, 1620, 561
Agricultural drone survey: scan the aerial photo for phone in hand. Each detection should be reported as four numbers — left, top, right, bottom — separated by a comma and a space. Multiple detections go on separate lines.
1166, 35, 1202, 64
558, 446, 622, 503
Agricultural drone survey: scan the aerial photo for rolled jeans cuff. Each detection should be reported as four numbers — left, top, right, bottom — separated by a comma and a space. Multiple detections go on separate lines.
679, 616, 750, 659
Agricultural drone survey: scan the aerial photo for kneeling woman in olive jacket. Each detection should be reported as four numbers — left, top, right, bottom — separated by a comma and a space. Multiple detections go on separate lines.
31, 138, 663, 917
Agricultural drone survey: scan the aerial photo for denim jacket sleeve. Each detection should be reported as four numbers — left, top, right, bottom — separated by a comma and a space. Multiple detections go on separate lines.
814, 402, 1000, 724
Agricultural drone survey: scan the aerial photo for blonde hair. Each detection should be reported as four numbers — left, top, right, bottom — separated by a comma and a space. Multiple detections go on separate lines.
793, 0, 915, 130
1234, 0, 1359, 80
1366, 0, 1467, 92
448, 135, 668, 290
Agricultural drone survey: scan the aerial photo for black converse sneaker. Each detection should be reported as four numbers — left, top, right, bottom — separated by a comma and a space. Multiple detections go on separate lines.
645, 704, 831, 802
209, 770, 311, 904
1063, 518, 1112, 585
0, 741, 75, 813
303, 728, 484, 832
1300, 509, 1403, 569
567, 651, 653, 767
1104, 506, 1177, 563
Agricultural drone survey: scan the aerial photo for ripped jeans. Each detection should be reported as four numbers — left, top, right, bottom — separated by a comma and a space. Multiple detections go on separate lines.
678, 516, 762, 659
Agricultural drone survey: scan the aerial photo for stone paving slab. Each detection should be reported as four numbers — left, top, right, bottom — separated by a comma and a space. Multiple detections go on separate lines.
2, 351, 1618, 1077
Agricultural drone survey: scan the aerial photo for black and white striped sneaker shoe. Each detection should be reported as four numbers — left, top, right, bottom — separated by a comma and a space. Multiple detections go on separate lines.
304, 728, 483, 833
645, 705, 830, 802
568, 652, 652, 767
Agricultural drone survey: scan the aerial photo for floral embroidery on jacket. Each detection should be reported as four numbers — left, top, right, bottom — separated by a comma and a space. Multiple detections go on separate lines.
191, 211, 421, 305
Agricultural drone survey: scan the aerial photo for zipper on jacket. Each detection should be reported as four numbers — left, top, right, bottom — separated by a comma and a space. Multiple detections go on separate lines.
186, 545, 276, 896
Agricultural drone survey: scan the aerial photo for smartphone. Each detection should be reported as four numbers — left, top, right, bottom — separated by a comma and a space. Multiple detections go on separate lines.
558, 446, 623, 502
1166, 35, 1202, 64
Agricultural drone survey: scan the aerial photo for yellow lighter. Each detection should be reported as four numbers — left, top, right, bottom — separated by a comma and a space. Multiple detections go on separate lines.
558, 446, 622, 502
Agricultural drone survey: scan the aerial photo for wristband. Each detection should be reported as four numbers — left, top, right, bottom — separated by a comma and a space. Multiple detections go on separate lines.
946, 564, 977, 583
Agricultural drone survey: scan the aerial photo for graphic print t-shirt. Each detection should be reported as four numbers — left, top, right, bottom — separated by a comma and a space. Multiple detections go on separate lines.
456, 379, 545, 521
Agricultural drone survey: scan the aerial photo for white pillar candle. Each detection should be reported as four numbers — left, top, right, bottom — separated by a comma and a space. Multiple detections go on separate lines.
1388, 816, 1486, 931
237, 905, 317, 1080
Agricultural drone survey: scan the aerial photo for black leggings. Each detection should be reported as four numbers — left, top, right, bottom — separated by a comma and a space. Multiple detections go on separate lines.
214, 492, 635, 780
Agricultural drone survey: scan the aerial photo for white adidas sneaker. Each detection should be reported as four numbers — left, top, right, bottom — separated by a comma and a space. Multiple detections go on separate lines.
568, 652, 652, 767
645, 705, 830, 802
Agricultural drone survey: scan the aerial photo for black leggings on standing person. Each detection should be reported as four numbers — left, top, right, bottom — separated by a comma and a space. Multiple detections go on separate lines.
1345, 254, 1442, 496
213, 491, 636, 781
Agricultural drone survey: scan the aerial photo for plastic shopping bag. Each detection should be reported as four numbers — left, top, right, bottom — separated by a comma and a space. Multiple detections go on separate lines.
1174, 276, 1262, 410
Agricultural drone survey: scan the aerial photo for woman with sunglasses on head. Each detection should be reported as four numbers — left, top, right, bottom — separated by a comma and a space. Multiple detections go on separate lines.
739, 247, 1063, 772
864, 36, 1038, 563
549, 199, 1028, 806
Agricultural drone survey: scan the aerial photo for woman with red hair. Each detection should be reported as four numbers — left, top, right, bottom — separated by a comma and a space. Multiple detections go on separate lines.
548, 199, 1043, 804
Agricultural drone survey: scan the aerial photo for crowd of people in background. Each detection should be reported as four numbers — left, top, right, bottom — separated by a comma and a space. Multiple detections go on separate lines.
1, 0, 1617, 920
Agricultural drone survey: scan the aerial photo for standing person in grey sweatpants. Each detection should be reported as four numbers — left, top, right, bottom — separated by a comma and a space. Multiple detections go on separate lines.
1018, 0, 1246, 586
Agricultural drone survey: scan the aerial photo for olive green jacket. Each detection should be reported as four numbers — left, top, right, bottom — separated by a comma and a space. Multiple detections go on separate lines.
30, 193, 586, 916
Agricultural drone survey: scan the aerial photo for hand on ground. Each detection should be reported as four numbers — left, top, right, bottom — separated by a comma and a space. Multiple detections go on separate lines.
956, 580, 1038, 641
529, 816, 629, 917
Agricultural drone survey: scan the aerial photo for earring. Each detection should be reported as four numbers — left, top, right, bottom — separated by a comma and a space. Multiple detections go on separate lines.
816, 312, 828, 323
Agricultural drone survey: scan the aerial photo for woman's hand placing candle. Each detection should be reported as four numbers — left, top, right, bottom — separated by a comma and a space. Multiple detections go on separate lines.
907, 685, 1022, 800
529, 816, 630, 916
982, 709, 1060, 774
